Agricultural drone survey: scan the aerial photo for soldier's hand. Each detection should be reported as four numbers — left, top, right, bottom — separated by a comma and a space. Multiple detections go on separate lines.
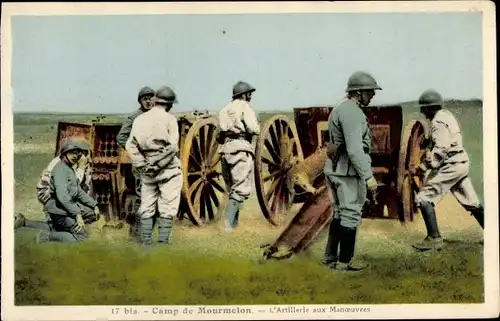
425, 150, 433, 164
75, 213, 85, 232
94, 206, 100, 220
326, 142, 337, 158
366, 176, 378, 204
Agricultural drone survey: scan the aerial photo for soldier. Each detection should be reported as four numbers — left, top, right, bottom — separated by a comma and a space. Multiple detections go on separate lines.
218, 81, 261, 232
116, 86, 155, 148
15, 140, 101, 243
116, 86, 155, 239
412, 89, 484, 251
125, 86, 182, 246
322, 71, 381, 271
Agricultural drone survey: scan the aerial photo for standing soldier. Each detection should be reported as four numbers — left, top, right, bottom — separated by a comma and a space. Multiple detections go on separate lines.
218, 81, 260, 232
322, 71, 381, 271
125, 86, 182, 246
412, 89, 484, 251
15, 140, 101, 243
116, 86, 155, 240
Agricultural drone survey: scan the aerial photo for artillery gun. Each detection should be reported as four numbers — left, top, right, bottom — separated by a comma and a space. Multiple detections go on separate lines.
255, 105, 430, 259
54, 110, 228, 227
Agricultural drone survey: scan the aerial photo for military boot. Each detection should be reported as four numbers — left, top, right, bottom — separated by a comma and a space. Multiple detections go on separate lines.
14, 213, 26, 229
336, 226, 368, 271
35, 231, 51, 244
413, 201, 444, 251
158, 216, 173, 244
129, 214, 141, 242
224, 198, 241, 232
140, 217, 154, 246
322, 218, 342, 268
469, 205, 484, 229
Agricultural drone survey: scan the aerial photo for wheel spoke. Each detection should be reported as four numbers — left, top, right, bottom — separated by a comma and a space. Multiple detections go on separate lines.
211, 179, 225, 193
189, 153, 202, 169
188, 171, 203, 177
205, 189, 215, 220
200, 188, 207, 220
262, 156, 278, 167
264, 139, 281, 164
187, 177, 204, 197
192, 182, 204, 213
199, 126, 206, 162
263, 169, 281, 182
265, 178, 281, 203
192, 135, 204, 165
269, 122, 281, 155
208, 185, 220, 209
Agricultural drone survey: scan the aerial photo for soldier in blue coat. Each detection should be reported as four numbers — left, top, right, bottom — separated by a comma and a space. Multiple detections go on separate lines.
322, 71, 381, 271
15, 140, 101, 243
116, 86, 155, 240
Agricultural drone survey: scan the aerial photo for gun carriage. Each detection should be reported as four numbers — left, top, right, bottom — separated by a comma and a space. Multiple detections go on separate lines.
54, 111, 228, 227
255, 105, 430, 259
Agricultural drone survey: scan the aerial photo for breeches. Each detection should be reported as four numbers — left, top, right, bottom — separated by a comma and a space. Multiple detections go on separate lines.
221, 152, 254, 203
138, 173, 182, 219
415, 162, 481, 208
325, 174, 366, 228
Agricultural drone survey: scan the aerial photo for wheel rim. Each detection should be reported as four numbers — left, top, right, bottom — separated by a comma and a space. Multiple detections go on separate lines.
397, 119, 429, 222
255, 115, 304, 226
181, 118, 227, 226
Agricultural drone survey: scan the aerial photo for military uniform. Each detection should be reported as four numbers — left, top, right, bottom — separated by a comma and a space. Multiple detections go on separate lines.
116, 86, 155, 240
218, 81, 260, 231
413, 90, 484, 251
15, 140, 100, 243
125, 86, 182, 246
323, 71, 381, 271
116, 86, 155, 148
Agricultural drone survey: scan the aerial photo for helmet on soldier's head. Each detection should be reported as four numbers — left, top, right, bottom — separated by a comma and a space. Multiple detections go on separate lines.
137, 86, 155, 103
155, 86, 178, 104
59, 139, 89, 155
345, 71, 382, 92
418, 89, 443, 107
232, 81, 256, 98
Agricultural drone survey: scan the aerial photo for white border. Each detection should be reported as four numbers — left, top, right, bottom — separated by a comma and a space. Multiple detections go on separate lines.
2, 1, 498, 320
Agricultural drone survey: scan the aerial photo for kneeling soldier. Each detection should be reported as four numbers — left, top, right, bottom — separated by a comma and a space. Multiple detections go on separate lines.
413, 89, 484, 251
15, 140, 101, 243
125, 86, 182, 246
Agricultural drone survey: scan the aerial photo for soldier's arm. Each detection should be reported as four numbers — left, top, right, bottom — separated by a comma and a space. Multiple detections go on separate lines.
242, 104, 261, 135
116, 116, 134, 148
339, 108, 373, 181
429, 121, 450, 168
52, 165, 81, 217
125, 123, 148, 168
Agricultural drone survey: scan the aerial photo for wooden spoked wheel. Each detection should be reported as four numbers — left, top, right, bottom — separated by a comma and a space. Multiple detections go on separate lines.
181, 118, 227, 226
255, 115, 304, 226
397, 119, 430, 222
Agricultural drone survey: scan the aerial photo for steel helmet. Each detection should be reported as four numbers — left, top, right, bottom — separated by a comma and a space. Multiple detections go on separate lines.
155, 86, 178, 104
59, 139, 89, 155
345, 71, 382, 92
418, 89, 444, 107
232, 81, 256, 98
137, 86, 155, 102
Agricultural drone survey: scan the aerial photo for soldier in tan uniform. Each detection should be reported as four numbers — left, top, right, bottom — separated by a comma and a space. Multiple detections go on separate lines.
218, 81, 261, 232
125, 86, 182, 246
322, 71, 381, 271
413, 89, 484, 251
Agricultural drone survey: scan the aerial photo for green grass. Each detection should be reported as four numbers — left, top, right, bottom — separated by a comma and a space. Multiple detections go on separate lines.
13, 100, 484, 305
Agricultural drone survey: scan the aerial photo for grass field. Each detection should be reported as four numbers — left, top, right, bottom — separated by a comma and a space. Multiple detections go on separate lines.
12, 100, 485, 305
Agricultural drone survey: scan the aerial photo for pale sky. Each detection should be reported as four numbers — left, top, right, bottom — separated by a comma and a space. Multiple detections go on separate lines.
11, 12, 482, 113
